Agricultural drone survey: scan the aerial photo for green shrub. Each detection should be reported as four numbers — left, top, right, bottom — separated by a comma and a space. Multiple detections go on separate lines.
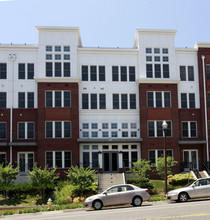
127, 177, 154, 194
168, 173, 194, 186
54, 184, 74, 205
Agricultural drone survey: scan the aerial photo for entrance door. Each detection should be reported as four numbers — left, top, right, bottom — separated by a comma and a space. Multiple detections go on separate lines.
183, 150, 198, 171
18, 153, 34, 172
103, 152, 118, 173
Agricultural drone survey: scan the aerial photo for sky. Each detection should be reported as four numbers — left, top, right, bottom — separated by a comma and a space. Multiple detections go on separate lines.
0, 0, 210, 48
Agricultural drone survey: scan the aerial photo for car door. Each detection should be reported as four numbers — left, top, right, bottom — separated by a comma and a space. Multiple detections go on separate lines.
189, 179, 207, 199
117, 185, 134, 204
102, 186, 121, 206
205, 178, 210, 197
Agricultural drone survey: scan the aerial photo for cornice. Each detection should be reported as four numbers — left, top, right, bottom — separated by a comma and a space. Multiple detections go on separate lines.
34, 77, 81, 83
137, 78, 180, 84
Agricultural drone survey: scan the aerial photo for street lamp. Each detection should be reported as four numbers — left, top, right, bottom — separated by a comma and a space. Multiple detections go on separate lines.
162, 121, 168, 194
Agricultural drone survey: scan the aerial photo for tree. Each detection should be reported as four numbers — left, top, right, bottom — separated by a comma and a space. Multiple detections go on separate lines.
66, 166, 97, 196
156, 156, 178, 179
28, 163, 58, 201
0, 163, 19, 198
129, 160, 151, 179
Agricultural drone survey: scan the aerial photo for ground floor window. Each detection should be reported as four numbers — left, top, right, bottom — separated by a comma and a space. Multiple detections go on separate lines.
80, 143, 140, 171
148, 149, 173, 165
183, 149, 198, 171
46, 151, 71, 168
18, 152, 34, 172
0, 152, 6, 166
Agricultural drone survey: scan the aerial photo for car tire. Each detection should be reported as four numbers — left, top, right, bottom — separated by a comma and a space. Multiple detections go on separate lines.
132, 196, 142, 207
92, 200, 103, 210
178, 192, 188, 202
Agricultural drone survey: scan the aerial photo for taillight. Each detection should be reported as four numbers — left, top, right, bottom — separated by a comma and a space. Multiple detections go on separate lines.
146, 190, 149, 193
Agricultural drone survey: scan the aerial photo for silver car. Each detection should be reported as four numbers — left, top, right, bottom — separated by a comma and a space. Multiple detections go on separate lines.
84, 184, 150, 210
166, 178, 210, 202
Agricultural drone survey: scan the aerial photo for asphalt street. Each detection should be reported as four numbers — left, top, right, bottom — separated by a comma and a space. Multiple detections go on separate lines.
2, 199, 210, 220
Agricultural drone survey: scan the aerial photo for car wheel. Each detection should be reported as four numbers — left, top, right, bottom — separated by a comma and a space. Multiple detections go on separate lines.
178, 192, 188, 202
132, 196, 142, 207
92, 200, 103, 210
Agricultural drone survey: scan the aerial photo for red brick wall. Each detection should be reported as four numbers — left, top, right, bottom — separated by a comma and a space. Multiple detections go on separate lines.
37, 82, 79, 168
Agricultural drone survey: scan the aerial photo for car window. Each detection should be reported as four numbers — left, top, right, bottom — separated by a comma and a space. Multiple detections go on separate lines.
126, 185, 134, 191
206, 179, 210, 185
107, 186, 119, 194
120, 187, 127, 192
195, 179, 207, 187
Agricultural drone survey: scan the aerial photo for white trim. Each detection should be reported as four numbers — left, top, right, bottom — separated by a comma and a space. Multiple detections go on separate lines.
137, 78, 180, 84
34, 77, 80, 83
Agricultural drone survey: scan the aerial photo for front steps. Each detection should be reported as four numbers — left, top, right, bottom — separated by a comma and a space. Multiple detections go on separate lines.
98, 173, 125, 193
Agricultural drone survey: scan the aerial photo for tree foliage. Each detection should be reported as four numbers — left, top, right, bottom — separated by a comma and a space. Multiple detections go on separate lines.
129, 160, 151, 179
28, 163, 58, 200
0, 163, 19, 198
155, 156, 178, 179
66, 166, 97, 196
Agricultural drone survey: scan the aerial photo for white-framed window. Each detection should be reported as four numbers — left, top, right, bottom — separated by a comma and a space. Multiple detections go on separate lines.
112, 66, 136, 82
45, 121, 71, 138
147, 91, 171, 108
82, 93, 106, 110
18, 92, 34, 108
182, 121, 197, 138
18, 152, 34, 172
180, 66, 194, 81
45, 91, 71, 108
46, 151, 71, 168
113, 93, 136, 110
149, 149, 173, 164
18, 63, 34, 80
181, 93, 195, 109
148, 120, 172, 137
18, 122, 35, 139
82, 65, 106, 82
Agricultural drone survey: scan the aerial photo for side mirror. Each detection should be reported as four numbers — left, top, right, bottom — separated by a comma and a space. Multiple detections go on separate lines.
192, 183, 195, 188
103, 191, 107, 195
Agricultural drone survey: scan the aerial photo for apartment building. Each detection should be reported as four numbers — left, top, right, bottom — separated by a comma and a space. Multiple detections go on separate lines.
0, 26, 209, 175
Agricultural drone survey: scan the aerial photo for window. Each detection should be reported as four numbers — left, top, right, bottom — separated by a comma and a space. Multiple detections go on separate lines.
91, 123, 98, 129
146, 56, 152, 62
45, 121, 71, 138
18, 122, 35, 139
46, 46, 52, 51
130, 94, 136, 109
46, 62, 53, 77
18, 92, 34, 108
64, 46, 70, 52
27, 64, 34, 79
0, 122, 6, 139
149, 149, 173, 164
162, 48, 168, 54
188, 66, 194, 81
46, 151, 71, 168
18, 64, 25, 79
46, 53, 52, 59
92, 131, 98, 137
18, 92, 25, 108
121, 66, 127, 81
0, 153, 6, 166
64, 54, 70, 60
146, 64, 153, 78
99, 94, 106, 109
154, 48, 160, 54
64, 63, 70, 77
27, 92, 34, 108
180, 66, 194, 81
83, 123, 89, 129
155, 64, 161, 78
129, 66, 135, 81
163, 56, 169, 62
82, 94, 89, 109
55, 46, 61, 52
91, 94, 97, 109
181, 93, 195, 109
123, 152, 129, 167
111, 123, 117, 129
90, 66, 97, 81
163, 64, 169, 78
147, 92, 171, 108
207, 65, 210, 80
0, 92, 6, 108
99, 66, 105, 81
82, 65, 88, 81
102, 123, 108, 129
83, 152, 90, 168
92, 152, 99, 168
0, 63, 7, 79
148, 121, 172, 137
113, 94, 119, 109
122, 123, 128, 129
182, 121, 197, 138
155, 56, 160, 62
45, 91, 71, 108
102, 131, 109, 137
121, 94, 128, 109
146, 48, 152, 53
55, 63, 61, 77
180, 66, 186, 81
112, 66, 119, 81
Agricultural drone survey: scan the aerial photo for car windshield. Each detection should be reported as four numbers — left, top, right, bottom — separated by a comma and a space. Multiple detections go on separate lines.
185, 180, 195, 187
